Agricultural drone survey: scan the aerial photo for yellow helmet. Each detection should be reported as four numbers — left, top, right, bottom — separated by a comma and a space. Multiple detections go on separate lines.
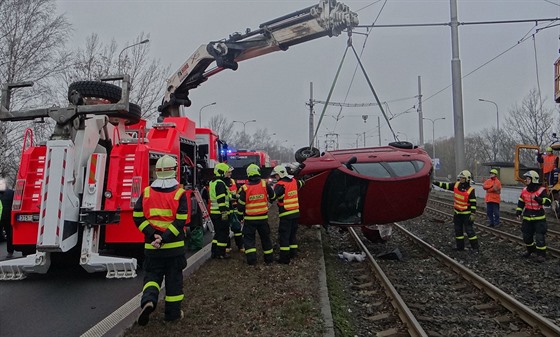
155, 155, 177, 179
246, 164, 261, 177
523, 170, 539, 184
271, 165, 288, 179
489, 168, 498, 175
547, 146, 553, 153
457, 170, 472, 182
214, 163, 230, 177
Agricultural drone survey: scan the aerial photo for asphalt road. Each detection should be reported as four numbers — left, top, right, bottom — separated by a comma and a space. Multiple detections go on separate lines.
0, 232, 213, 337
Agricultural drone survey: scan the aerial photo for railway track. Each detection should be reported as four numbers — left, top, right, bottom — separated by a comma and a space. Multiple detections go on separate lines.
338, 222, 560, 336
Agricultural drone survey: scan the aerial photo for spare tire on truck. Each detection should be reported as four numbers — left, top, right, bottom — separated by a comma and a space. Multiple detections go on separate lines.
388, 141, 414, 149
67, 80, 141, 124
295, 146, 320, 163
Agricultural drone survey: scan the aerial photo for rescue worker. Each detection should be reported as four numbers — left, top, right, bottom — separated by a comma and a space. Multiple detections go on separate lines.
482, 168, 502, 227
433, 170, 479, 252
209, 162, 232, 259
225, 165, 244, 252
0, 178, 14, 258
237, 164, 276, 265
133, 155, 188, 325
516, 170, 550, 263
271, 164, 304, 264
537, 146, 558, 186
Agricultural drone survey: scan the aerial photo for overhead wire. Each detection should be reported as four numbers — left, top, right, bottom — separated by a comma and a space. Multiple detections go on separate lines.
532, 26, 543, 109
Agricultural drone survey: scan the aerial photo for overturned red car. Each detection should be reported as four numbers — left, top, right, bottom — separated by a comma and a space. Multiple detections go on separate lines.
293, 143, 432, 241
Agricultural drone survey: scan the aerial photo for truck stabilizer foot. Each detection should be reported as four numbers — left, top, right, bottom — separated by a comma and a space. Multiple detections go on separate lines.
80, 253, 137, 279
0, 252, 51, 280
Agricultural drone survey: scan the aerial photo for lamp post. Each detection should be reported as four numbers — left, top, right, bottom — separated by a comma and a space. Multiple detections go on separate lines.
423, 117, 446, 159
233, 119, 257, 134
198, 102, 216, 127
478, 98, 499, 132
118, 39, 150, 74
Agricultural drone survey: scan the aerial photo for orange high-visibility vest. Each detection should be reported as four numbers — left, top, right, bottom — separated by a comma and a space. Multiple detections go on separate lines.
542, 154, 558, 174
242, 180, 269, 220
275, 179, 299, 217
453, 182, 473, 213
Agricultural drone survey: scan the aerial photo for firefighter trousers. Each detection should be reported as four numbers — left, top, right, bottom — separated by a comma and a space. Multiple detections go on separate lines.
141, 254, 187, 321
522, 219, 547, 257
453, 214, 479, 250
278, 217, 299, 263
243, 219, 273, 265
211, 215, 230, 258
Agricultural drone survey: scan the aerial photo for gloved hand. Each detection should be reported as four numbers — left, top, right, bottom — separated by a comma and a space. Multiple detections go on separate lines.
533, 196, 543, 204
221, 212, 229, 221
469, 213, 476, 222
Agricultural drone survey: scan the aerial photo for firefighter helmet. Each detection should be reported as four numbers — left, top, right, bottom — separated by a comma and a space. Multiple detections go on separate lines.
523, 170, 540, 184
489, 168, 498, 175
246, 164, 261, 177
457, 170, 472, 182
547, 146, 553, 152
155, 155, 177, 179
214, 163, 230, 177
271, 165, 288, 178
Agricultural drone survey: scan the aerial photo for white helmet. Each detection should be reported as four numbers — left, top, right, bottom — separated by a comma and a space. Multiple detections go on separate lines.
523, 170, 539, 184
155, 155, 177, 179
457, 170, 472, 183
271, 165, 288, 179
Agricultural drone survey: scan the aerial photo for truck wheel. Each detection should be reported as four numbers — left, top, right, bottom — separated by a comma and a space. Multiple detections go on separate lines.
68, 81, 122, 103
107, 102, 142, 125
295, 147, 320, 163
388, 141, 414, 149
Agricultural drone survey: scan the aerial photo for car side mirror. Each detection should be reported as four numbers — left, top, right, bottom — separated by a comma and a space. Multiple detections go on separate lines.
345, 156, 357, 170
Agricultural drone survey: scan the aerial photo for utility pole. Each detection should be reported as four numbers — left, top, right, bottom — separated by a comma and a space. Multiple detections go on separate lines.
417, 76, 424, 146
308, 82, 315, 147
450, 0, 466, 172
378, 116, 381, 146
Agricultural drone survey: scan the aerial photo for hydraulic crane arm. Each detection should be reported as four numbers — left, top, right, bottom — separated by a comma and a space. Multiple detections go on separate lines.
158, 0, 358, 117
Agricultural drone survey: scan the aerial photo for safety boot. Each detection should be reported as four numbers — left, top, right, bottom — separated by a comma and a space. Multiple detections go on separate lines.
454, 238, 465, 251
138, 302, 155, 326
522, 245, 536, 258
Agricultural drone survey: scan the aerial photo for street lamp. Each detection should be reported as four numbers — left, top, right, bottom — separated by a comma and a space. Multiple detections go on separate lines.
423, 117, 446, 159
118, 39, 150, 73
478, 98, 499, 132
233, 119, 257, 134
198, 102, 216, 127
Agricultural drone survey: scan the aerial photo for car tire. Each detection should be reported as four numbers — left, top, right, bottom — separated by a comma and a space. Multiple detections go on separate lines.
388, 141, 414, 149
295, 147, 320, 163
68, 81, 122, 103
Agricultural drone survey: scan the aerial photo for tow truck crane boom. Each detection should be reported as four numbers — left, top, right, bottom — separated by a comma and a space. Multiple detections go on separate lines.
158, 0, 358, 117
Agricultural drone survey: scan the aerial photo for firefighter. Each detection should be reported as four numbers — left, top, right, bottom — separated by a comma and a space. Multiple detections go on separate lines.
537, 147, 558, 186
482, 168, 502, 227
433, 170, 479, 252
209, 162, 232, 259
225, 165, 244, 252
516, 170, 550, 263
271, 164, 304, 264
237, 163, 276, 265
133, 155, 188, 325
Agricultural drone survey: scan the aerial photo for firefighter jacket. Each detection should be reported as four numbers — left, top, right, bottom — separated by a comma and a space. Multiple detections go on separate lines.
227, 177, 239, 208
516, 183, 551, 221
433, 180, 476, 215
273, 177, 304, 218
482, 176, 501, 204
209, 177, 231, 216
237, 176, 276, 221
133, 185, 188, 257
537, 153, 559, 174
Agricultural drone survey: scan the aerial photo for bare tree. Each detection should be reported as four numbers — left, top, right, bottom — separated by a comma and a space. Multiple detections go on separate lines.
0, 0, 72, 183
59, 33, 170, 120
503, 89, 556, 148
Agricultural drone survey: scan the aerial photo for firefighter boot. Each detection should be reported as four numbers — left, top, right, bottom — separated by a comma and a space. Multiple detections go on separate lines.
469, 238, 479, 252
522, 245, 536, 258
536, 250, 546, 263
454, 238, 465, 251
138, 302, 155, 326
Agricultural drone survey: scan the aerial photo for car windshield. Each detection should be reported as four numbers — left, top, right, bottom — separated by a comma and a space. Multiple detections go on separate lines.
351, 160, 425, 178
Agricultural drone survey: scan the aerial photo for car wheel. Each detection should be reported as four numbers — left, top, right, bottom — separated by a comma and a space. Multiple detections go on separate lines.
295, 147, 320, 163
388, 141, 414, 149
68, 81, 122, 103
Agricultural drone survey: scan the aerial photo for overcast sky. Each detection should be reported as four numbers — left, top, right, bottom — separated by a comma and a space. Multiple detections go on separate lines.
56, 0, 560, 151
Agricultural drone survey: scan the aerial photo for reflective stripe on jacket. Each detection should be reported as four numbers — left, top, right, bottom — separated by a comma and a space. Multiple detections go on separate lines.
141, 186, 186, 250
521, 187, 545, 211
453, 182, 474, 214
242, 180, 269, 220
275, 178, 300, 217
209, 179, 230, 215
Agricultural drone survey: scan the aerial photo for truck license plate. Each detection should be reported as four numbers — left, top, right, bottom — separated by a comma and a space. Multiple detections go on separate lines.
16, 214, 39, 222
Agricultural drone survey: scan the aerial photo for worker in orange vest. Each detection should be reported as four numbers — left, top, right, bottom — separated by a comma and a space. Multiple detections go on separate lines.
537, 146, 558, 186
482, 168, 502, 227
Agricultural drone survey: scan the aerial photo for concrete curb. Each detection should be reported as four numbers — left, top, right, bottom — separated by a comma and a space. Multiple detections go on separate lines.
317, 229, 335, 337
80, 244, 211, 337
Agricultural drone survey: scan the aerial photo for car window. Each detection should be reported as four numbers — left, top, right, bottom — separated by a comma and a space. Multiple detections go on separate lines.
352, 160, 425, 178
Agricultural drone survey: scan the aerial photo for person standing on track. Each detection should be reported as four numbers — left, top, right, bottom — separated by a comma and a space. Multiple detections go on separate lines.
432, 170, 479, 252
482, 168, 502, 227
133, 155, 188, 325
516, 170, 550, 263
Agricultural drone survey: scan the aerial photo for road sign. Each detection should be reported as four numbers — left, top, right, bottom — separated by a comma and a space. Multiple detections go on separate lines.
432, 158, 441, 170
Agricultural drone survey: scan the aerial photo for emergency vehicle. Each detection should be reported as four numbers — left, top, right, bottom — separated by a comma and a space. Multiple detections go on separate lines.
227, 150, 272, 185
0, 0, 359, 279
